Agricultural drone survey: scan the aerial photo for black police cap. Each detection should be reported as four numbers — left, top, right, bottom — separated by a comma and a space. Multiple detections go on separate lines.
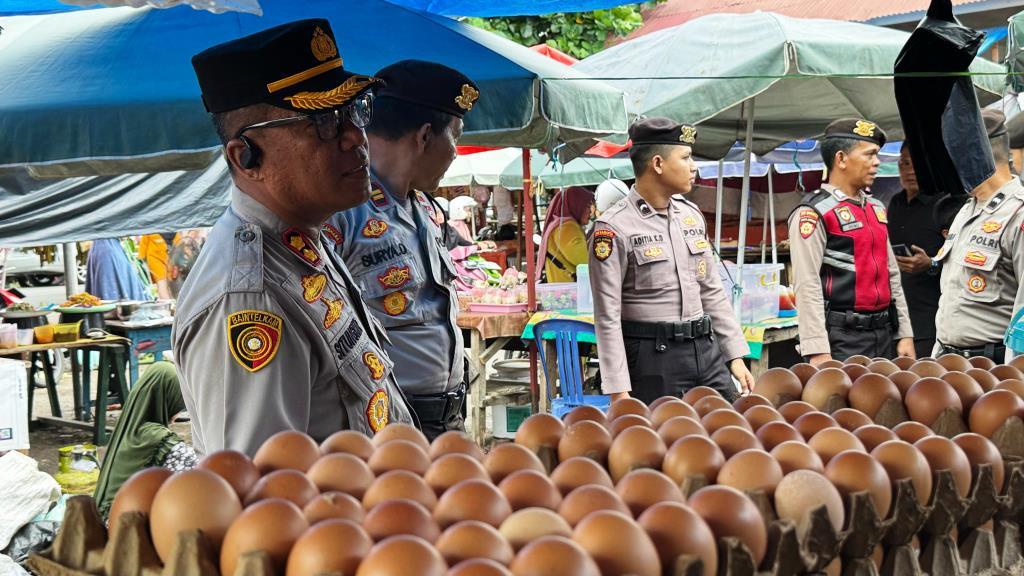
822, 118, 887, 147
192, 18, 380, 114
628, 117, 698, 147
375, 60, 480, 118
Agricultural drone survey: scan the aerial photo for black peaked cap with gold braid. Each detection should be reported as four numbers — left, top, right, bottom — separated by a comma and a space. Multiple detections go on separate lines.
375, 59, 480, 119
192, 18, 380, 114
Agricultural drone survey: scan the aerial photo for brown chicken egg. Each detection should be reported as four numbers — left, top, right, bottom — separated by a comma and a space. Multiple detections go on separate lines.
515, 413, 565, 454
969, 389, 1024, 438
910, 361, 947, 379
892, 356, 916, 370
484, 443, 546, 484
936, 354, 973, 373
865, 360, 900, 377
149, 469, 242, 563
802, 368, 852, 411
500, 508, 573, 551
791, 363, 819, 386
682, 386, 721, 405
557, 420, 612, 464
355, 535, 447, 576
609, 414, 655, 437
819, 360, 845, 369
650, 400, 700, 428
657, 416, 708, 445
753, 368, 805, 407
638, 502, 718, 576
253, 430, 321, 474
743, 405, 784, 431
689, 485, 768, 564
711, 426, 763, 459
306, 453, 374, 498
808, 428, 866, 464
842, 364, 870, 382
616, 469, 685, 516
779, 401, 818, 423
663, 435, 726, 485
303, 491, 365, 525
871, 440, 933, 506
771, 441, 825, 474
969, 356, 997, 370
733, 394, 773, 414
966, 368, 1001, 391
914, 436, 973, 499
889, 371, 921, 397
692, 395, 733, 418
509, 536, 600, 576
245, 469, 319, 508
373, 423, 430, 451
794, 412, 838, 439
943, 372, 985, 411
702, 409, 753, 434
893, 421, 934, 444
774, 470, 844, 541
368, 439, 431, 476
363, 498, 440, 542
953, 432, 1006, 493
435, 479, 512, 528
649, 396, 681, 411
196, 450, 259, 500
550, 457, 614, 495
221, 498, 308, 576
573, 510, 661, 576
108, 467, 172, 538
991, 365, 1024, 382
607, 397, 651, 421
320, 430, 375, 461
499, 470, 562, 511
363, 470, 438, 510
563, 404, 608, 428
756, 421, 804, 451
452, 558, 513, 575
285, 519, 371, 576
608, 425, 667, 482
848, 374, 902, 419
430, 431, 485, 462
824, 450, 892, 519
1012, 356, 1024, 372
425, 453, 490, 496
905, 377, 962, 426
717, 449, 784, 496
995, 379, 1024, 400
853, 425, 898, 452
845, 355, 872, 366
437, 520, 515, 565
831, 408, 873, 432
558, 485, 632, 527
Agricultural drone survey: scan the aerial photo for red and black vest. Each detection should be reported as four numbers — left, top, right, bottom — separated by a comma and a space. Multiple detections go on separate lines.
798, 188, 893, 313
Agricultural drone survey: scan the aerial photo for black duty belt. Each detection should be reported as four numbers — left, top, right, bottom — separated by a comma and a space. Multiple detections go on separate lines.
937, 341, 1007, 361
408, 384, 466, 424
622, 316, 712, 341
826, 309, 890, 330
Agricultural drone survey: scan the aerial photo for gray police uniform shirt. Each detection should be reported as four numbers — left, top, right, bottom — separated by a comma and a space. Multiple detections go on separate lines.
327, 174, 464, 396
934, 178, 1024, 349
173, 187, 415, 456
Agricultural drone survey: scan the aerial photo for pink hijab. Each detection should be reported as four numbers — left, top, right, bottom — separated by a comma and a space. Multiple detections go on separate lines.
536, 187, 595, 277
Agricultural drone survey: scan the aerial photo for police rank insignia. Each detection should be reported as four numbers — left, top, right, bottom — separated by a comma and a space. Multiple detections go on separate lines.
322, 297, 345, 329
362, 219, 389, 238
593, 229, 616, 262
644, 246, 664, 258
981, 221, 1002, 234
366, 389, 389, 432
378, 265, 412, 289
798, 209, 819, 239
370, 188, 389, 208
322, 223, 343, 246
697, 259, 708, 280
383, 291, 408, 316
967, 275, 986, 293
363, 351, 386, 381
301, 273, 327, 303
873, 205, 888, 224
226, 310, 283, 372
282, 228, 322, 267
853, 120, 877, 138
455, 84, 479, 111
964, 251, 988, 267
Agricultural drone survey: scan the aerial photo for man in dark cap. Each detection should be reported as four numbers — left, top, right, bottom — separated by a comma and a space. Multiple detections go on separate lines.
589, 117, 753, 404
327, 60, 478, 440
933, 109, 1024, 362
174, 19, 415, 456
788, 118, 915, 364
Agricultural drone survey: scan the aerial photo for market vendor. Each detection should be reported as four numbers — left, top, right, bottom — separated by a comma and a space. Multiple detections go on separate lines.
538, 186, 594, 282
174, 19, 415, 456
589, 117, 754, 404
328, 61, 477, 440
788, 118, 915, 364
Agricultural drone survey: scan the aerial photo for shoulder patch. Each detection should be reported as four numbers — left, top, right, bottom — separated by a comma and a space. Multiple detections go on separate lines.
798, 208, 819, 239
366, 389, 389, 433
226, 310, 283, 372
593, 228, 616, 261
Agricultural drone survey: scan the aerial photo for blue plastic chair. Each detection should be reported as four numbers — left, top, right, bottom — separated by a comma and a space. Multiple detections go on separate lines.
532, 318, 610, 418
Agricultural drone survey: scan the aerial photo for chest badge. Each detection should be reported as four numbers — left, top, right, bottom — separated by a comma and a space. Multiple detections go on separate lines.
226, 310, 283, 373
301, 274, 327, 303
363, 351, 386, 381
873, 205, 888, 224
964, 251, 988, 267
383, 291, 409, 316
967, 275, 987, 293
378, 265, 412, 289
682, 216, 697, 226
370, 188, 389, 208
643, 246, 664, 258
981, 220, 1002, 234
366, 389, 390, 433
798, 208, 819, 239
593, 229, 616, 262
835, 206, 855, 224
282, 228, 322, 267
322, 223, 343, 246
322, 297, 345, 329
697, 259, 708, 280
362, 219, 389, 238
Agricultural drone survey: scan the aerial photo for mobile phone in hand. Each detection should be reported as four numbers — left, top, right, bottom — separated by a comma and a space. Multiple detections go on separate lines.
892, 243, 913, 257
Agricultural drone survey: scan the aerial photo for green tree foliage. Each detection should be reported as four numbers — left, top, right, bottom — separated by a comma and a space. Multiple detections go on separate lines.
465, 3, 659, 60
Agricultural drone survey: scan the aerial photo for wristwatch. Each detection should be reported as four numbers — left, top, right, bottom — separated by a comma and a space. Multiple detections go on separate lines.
927, 258, 940, 276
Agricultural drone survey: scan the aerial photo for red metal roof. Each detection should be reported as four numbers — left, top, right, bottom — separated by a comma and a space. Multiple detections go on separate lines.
623, 0, 991, 41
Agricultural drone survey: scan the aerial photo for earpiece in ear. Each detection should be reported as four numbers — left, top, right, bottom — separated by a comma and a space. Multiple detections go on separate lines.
238, 135, 262, 169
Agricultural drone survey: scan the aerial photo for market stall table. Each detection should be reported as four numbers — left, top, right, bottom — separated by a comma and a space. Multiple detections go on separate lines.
105, 317, 173, 388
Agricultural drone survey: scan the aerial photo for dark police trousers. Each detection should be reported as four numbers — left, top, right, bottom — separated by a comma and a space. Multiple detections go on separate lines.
820, 309, 895, 362
624, 330, 736, 404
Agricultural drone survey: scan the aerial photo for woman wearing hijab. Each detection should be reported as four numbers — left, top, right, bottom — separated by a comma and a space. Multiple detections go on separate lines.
93, 362, 196, 519
537, 187, 595, 283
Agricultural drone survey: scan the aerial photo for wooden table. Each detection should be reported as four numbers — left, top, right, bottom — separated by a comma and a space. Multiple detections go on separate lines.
749, 325, 800, 379
0, 336, 129, 445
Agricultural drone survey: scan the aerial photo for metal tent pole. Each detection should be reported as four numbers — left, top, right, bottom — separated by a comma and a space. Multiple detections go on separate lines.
768, 166, 778, 265
715, 159, 725, 256
63, 242, 79, 298
733, 98, 756, 316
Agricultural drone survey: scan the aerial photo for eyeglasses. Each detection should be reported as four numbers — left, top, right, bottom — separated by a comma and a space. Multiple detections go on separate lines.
234, 92, 374, 141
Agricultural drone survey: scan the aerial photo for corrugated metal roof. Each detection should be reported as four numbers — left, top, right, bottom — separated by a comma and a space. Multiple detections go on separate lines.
623, 0, 993, 40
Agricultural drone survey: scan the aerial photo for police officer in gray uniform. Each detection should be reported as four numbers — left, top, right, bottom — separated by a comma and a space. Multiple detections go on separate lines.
175, 19, 415, 456
328, 61, 478, 439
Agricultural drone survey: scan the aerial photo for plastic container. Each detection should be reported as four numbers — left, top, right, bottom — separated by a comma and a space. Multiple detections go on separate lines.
576, 264, 593, 313
16, 329, 34, 346
54, 322, 82, 343
537, 282, 578, 311
491, 402, 532, 439
1007, 308, 1024, 356
0, 324, 16, 349
718, 262, 784, 324
33, 324, 55, 344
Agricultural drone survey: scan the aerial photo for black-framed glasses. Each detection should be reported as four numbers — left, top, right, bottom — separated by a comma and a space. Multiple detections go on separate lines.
234, 92, 374, 141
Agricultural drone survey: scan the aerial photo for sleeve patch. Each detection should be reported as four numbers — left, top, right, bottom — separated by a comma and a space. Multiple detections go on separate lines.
798, 209, 819, 239
226, 310, 283, 372
593, 229, 616, 261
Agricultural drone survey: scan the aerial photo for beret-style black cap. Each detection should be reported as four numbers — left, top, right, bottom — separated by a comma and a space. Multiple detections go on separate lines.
375, 59, 480, 119
822, 118, 887, 147
628, 117, 698, 147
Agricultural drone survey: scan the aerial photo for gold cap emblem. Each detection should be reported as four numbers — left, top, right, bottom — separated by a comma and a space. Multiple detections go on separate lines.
311, 27, 339, 63
853, 120, 876, 138
679, 125, 697, 144
455, 84, 479, 111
